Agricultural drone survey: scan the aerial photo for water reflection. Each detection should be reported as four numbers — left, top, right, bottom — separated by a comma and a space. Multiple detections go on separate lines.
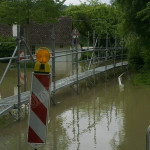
0, 62, 72, 99
44, 80, 125, 150
0, 77, 150, 150
14, 86, 18, 95
0, 64, 33, 98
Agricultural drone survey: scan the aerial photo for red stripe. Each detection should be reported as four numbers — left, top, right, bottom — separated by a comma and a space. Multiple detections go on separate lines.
31, 92, 47, 125
34, 74, 50, 90
28, 126, 43, 143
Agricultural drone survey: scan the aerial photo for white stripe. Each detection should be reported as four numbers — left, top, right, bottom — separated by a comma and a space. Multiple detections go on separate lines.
32, 75, 49, 109
29, 110, 46, 143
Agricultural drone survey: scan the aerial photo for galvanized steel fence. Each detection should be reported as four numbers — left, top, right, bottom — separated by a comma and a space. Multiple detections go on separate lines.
0, 25, 127, 119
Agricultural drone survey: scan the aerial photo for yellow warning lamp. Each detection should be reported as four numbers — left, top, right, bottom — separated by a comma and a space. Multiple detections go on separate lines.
34, 47, 51, 73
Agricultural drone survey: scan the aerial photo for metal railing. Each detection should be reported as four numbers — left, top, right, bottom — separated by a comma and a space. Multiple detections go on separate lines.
0, 28, 128, 120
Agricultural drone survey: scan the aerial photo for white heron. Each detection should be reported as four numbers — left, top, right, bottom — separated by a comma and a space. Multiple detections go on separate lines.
118, 73, 125, 92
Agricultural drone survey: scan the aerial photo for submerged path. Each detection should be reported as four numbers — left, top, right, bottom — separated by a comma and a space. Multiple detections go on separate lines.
0, 61, 128, 117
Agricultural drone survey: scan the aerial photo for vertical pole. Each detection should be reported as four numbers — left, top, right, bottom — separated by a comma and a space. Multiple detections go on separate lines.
72, 36, 74, 75
76, 34, 79, 94
93, 30, 95, 85
98, 34, 100, 64
23, 27, 27, 115
87, 31, 89, 70
23, 27, 27, 92
105, 33, 108, 81
114, 33, 117, 76
121, 37, 124, 70
17, 25, 21, 121
52, 25, 56, 105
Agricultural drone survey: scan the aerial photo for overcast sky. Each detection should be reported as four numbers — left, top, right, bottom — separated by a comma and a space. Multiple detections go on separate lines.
64, 0, 110, 6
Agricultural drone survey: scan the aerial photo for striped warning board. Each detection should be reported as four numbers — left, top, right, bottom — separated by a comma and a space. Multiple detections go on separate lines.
27, 73, 50, 147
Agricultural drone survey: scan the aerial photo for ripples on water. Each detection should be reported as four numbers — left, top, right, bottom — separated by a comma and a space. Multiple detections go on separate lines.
0, 72, 150, 150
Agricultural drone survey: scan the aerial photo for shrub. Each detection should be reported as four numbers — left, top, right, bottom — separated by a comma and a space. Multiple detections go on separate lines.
127, 37, 145, 71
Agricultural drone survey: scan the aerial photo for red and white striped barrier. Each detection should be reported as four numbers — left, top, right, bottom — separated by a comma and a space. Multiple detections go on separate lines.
27, 73, 50, 148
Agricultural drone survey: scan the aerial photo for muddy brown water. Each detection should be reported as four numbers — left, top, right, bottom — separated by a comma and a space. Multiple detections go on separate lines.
0, 62, 71, 99
0, 73, 150, 150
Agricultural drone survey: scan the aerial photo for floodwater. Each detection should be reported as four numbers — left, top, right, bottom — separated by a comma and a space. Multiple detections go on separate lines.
0, 62, 72, 99
0, 72, 150, 150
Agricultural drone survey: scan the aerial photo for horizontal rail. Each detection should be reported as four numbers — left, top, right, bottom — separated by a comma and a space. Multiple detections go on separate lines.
0, 47, 125, 61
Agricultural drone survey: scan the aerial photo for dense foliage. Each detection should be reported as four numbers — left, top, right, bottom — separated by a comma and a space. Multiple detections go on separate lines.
0, 0, 64, 25
0, 0, 64, 47
0, 0, 149, 84
114, 0, 150, 71
64, 3, 123, 46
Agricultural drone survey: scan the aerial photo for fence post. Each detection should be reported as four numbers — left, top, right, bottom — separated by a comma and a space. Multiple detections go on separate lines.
51, 25, 56, 105
146, 126, 150, 150
87, 31, 89, 70
114, 33, 117, 76
17, 25, 21, 121
76, 33, 79, 94
98, 34, 100, 64
93, 30, 96, 85
23, 27, 27, 92
105, 33, 108, 81
23, 27, 28, 115
121, 37, 124, 70
72, 36, 74, 75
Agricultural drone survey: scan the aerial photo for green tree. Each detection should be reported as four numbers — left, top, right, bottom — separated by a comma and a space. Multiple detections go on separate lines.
64, 3, 122, 46
0, 0, 64, 45
115, 0, 149, 36
115, 0, 150, 71
0, 0, 64, 25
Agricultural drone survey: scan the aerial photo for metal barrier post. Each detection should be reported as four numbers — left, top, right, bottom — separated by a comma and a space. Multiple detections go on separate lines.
76, 34, 79, 94
93, 30, 95, 85
121, 37, 124, 70
72, 36, 74, 75
87, 31, 89, 70
105, 33, 108, 81
146, 126, 150, 150
23, 27, 27, 114
51, 25, 56, 105
17, 25, 21, 121
98, 34, 100, 64
114, 33, 117, 76
23, 27, 27, 92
